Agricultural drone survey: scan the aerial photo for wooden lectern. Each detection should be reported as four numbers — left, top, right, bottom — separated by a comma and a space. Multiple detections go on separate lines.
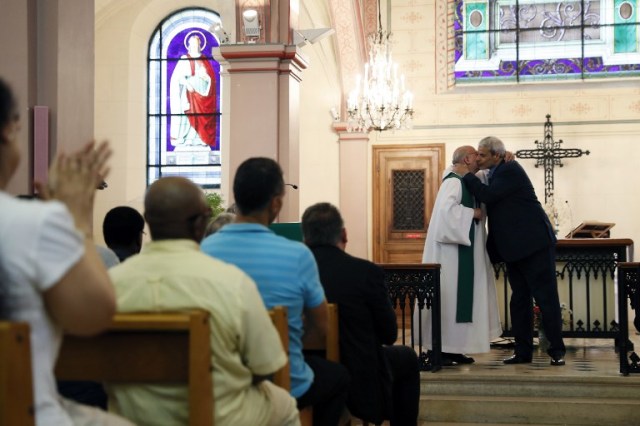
566, 221, 615, 239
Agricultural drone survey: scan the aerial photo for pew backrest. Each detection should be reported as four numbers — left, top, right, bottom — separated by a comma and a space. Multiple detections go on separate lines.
303, 303, 340, 362
269, 306, 291, 390
0, 321, 35, 426
55, 311, 212, 426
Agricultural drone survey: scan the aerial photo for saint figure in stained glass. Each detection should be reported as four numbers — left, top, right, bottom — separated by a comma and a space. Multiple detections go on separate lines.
169, 30, 218, 148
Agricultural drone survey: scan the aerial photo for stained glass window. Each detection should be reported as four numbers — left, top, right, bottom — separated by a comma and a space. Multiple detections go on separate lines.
454, 0, 640, 83
147, 8, 222, 188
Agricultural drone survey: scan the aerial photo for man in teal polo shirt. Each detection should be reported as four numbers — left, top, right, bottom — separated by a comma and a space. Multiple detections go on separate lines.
201, 157, 349, 426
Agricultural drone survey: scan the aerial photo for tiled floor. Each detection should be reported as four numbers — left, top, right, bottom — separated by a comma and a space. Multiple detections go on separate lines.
421, 329, 640, 378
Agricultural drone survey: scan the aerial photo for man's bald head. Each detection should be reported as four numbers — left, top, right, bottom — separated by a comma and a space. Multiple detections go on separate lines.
452, 145, 476, 164
451, 145, 480, 174
144, 177, 211, 241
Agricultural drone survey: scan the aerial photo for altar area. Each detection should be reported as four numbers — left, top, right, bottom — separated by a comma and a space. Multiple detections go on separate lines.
382, 238, 638, 371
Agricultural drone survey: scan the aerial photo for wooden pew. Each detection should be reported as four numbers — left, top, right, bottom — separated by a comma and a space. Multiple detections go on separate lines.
55, 311, 212, 426
298, 303, 340, 426
0, 321, 35, 426
302, 303, 340, 362
269, 306, 290, 391
301, 305, 372, 426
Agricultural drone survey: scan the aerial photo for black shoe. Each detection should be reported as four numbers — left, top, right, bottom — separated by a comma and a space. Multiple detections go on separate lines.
446, 353, 475, 364
503, 354, 532, 364
440, 356, 456, 367
550, 355, 565, 366
426, 350, 456, 366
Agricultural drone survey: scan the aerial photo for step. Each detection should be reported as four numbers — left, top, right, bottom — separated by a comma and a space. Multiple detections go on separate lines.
421, 375, 640, 399
420, 394, 640, 425
418, 372, 640, 425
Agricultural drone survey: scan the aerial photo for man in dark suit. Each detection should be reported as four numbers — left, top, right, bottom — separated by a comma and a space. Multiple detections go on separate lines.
302, 202, 420, 425
455, 136, 566, 366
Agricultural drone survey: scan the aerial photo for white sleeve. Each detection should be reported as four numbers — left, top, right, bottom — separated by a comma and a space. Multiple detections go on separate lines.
33, 202, 85, 291
431, 179, 475, 246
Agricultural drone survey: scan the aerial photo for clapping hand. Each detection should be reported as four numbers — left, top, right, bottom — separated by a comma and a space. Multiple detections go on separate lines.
35, 140, 112, 236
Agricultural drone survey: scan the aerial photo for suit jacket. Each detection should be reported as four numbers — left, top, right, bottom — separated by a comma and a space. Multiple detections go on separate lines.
462, 160, 556, 263
309, 245, 397, 424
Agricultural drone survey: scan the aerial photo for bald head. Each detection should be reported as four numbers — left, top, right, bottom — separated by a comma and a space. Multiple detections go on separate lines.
452, 145, 476, 164
451, 145, 480, 174
144, 177, 211, 241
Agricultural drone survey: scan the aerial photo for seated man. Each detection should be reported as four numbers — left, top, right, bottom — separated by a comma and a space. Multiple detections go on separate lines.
302, 202, 420, 426
108, 177, 299, 426
102, 206, 145, 262
201, 158, 349, 426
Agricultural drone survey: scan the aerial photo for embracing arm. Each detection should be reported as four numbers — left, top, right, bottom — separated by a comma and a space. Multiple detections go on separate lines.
462, 161, 523, 204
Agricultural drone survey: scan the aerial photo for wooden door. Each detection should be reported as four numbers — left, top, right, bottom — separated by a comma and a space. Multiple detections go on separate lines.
373, 144, 445, 264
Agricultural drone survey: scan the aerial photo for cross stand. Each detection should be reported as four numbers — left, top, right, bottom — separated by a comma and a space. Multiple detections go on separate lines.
515, 114, 590, 204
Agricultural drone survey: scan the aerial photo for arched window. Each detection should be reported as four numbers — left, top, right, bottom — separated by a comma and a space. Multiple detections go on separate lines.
147, 8, 222, 188
454, 0, 640, 83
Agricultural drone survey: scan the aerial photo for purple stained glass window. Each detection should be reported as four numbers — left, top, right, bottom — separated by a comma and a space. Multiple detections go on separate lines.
454, 0, 640, 83
147, 8, 223, 188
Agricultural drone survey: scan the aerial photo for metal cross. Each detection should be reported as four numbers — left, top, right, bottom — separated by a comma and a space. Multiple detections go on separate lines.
515, 114, 590, 204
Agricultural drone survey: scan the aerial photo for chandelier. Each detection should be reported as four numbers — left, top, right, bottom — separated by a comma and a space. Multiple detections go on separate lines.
346, 1, 414, 132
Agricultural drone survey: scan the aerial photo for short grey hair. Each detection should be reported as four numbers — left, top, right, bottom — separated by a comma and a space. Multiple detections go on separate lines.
204, 212, 236, 237
478, 136, 506, 157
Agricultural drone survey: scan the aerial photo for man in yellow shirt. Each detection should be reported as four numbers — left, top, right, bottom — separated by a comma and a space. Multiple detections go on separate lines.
108, 177, 299, 425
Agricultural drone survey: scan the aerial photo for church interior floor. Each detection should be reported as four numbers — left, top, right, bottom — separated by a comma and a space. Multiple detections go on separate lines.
405, 322, 640, 379
424, 334, 638, 379
349, 324, 640, 425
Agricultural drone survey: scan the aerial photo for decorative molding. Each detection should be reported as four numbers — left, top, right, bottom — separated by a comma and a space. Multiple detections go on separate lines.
329, 0, 367, 116
569, 102, 593, 115
435, 0, 452, 93
512, 104, 533, 117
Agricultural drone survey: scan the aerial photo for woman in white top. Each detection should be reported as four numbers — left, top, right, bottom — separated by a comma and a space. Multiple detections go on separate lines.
0, 78, 132, 425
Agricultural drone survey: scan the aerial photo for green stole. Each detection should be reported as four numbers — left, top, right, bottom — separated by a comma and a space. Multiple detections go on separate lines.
443, 172, 475, 323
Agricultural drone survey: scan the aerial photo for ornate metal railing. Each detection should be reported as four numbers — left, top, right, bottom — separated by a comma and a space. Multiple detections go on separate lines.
377, 263, 441, 372
496, 239, 633, 341
617, 262, 640, 375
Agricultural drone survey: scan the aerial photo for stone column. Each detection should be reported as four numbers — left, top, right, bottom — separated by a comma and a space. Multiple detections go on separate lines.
37, 0, 95, 156
333, 123, 371, 259
0, 0, 36, 194
213, 44, 307, 222
0, 0, 94, 195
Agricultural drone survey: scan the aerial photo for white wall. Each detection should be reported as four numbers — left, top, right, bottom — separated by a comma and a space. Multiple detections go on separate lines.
297, 0, 342, 216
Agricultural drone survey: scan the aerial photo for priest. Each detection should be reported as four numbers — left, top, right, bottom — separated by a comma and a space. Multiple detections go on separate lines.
414, 145, 502, 365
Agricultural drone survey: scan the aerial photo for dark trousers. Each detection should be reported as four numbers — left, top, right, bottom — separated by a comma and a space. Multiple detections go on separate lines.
506, 245, 566, 358
297, 355, 350, 426
57, 381, 107, 409
383, 345, 420, 426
